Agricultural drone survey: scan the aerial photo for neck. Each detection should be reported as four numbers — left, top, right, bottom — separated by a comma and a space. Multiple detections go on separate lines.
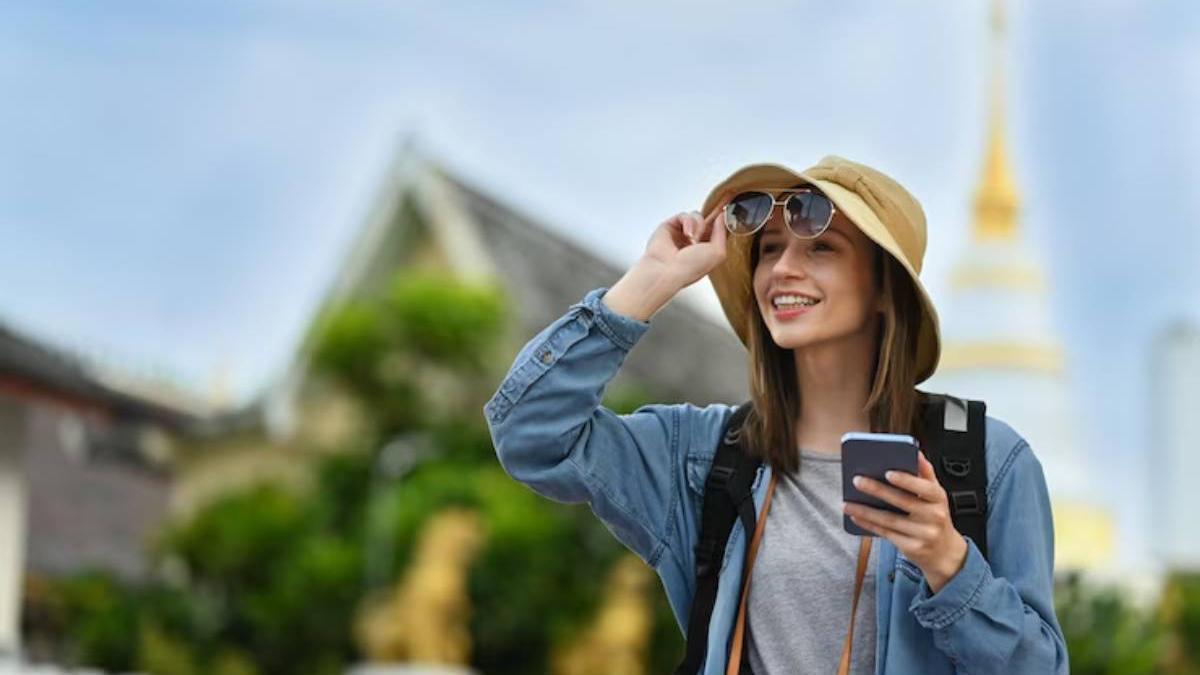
791, 324, 878, 456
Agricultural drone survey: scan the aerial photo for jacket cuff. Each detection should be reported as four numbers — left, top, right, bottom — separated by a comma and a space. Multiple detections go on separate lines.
574, 287, 651, 351
908, 535, 990, 630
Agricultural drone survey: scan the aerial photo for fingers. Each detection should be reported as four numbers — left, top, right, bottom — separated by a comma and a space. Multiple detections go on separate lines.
681, 210, 717, 244
688, 211, 704, 243
711, 207, 727, 247
847, 510, 922, 548
695, 195, 731, 244
700, 201, 725, 242
667, 194, 731, 250
674, 211, 699, 243
853, 475, 924, 513
847, 503, 934, 539
885, 460, 946, 505
917, 451, 937, 481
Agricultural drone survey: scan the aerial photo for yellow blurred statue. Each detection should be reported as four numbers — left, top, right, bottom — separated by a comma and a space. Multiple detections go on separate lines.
356, 507, 485, 667
552, 553, 655, 675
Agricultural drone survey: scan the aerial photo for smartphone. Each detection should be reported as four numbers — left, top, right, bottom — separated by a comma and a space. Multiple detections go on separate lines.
841, 431, 920, 536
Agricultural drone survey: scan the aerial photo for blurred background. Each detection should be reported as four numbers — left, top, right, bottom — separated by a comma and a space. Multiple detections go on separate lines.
0, 0, 1197, 673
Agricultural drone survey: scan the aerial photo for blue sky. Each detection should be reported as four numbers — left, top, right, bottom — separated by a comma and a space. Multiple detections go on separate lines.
1, 1, 1197, 570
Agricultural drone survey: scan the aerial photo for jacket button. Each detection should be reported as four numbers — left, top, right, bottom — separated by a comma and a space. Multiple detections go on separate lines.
539, 350, 553, 364
887, 570, 896, 583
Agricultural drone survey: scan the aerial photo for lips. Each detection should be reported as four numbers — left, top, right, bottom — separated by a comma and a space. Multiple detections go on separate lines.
772, 304, 816, 320
769, 292, 821, 309
766, 290, 820, 322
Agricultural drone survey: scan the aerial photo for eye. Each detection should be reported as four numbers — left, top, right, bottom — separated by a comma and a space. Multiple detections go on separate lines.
812, 241, 835, 253
760, 242, 782, 254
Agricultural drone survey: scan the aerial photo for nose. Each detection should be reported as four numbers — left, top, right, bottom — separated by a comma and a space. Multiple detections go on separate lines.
769, 236, 811, 280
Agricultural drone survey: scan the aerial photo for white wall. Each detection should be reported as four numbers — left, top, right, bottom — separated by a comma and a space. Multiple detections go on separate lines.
0, 401, 27, 658
1151, 323, 1200, 570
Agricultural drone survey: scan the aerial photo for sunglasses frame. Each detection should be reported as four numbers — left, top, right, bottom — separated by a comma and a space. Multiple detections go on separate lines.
723, 187, 838, 240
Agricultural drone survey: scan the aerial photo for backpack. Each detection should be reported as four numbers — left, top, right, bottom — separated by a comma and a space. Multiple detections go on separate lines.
674, 392, 988, 675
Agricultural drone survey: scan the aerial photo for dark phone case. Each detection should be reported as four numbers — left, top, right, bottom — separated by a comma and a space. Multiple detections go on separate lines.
841, 435, 919, 536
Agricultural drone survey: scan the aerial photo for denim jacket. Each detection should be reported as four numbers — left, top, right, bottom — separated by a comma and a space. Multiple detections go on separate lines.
483, 286, 1069, 674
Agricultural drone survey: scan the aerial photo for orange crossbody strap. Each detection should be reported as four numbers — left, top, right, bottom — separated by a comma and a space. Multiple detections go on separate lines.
725, 472, 874, 675
837, 537, 874, 674
725, 471, 777, 675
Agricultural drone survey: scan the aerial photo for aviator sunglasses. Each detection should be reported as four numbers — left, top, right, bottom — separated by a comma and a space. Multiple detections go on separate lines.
723, 188, 837, 239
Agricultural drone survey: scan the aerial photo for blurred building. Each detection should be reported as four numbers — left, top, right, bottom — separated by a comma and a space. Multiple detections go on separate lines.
1149, 321, 1200, 571
257, 140, 749, 446
923, 0, 1114, 572
174, 140, 750, 514
0, 321, 197, 661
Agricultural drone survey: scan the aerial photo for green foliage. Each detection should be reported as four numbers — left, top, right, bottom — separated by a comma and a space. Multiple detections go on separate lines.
602, 381, 660, 415
310, 300, 389, 394
1161, 572, 1200, 674
309, 273, 507, 437
1055, 572, 1166, 674
31, 572, 202, 674
385, 273, 507, 372
646, 587, 686, 674
153, 485, 364, 675
41, 571, 142, 670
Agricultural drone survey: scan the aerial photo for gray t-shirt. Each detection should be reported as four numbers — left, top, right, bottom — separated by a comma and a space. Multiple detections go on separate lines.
745, 450, 879, 675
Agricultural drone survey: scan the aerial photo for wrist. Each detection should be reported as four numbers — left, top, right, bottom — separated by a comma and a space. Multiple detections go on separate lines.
924, 534, 968, 594
603, 262, 680, 322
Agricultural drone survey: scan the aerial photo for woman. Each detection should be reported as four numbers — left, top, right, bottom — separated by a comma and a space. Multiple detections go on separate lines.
484, 155, 1068, 674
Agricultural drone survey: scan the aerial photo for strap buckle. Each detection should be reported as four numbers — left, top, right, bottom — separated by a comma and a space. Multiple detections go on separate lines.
949, 490, 984, 516
708, 463, 735, 489
723, 426, 742, 445
942, 456, 971, 478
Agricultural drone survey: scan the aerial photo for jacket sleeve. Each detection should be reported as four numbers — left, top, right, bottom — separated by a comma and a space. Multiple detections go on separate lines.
483, 286, 687, 569
907, 437, 1070, 674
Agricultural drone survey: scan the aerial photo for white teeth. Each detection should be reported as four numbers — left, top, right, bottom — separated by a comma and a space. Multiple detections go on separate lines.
773, 294, 818, 307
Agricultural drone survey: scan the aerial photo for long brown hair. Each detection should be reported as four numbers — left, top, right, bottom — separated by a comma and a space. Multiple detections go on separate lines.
738, 224, 925, 476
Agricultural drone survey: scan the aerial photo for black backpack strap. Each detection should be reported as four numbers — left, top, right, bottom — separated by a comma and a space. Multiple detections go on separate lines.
675, 401, 760, 675
920, 392, 989, 560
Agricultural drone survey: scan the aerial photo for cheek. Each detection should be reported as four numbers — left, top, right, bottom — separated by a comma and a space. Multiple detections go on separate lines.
752, 267, 770, 303
820, 259, 874, 308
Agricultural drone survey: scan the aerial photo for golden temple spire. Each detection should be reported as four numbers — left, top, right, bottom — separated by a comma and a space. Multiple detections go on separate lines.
973, 0, 1020, 242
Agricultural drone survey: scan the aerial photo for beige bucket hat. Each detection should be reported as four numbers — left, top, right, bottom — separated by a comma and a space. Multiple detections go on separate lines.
700, 155, 941, 384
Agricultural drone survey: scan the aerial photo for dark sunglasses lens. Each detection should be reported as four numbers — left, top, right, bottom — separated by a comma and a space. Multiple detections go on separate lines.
726, 192, 774, 233
785, 192, 833, 237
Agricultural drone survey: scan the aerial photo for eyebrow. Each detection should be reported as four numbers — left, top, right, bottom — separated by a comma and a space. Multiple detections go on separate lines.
759, 227, 852, 243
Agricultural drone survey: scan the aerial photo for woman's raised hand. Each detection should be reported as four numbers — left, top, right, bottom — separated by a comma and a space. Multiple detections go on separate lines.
641, 200, 730, 290
602, 197, 732, 322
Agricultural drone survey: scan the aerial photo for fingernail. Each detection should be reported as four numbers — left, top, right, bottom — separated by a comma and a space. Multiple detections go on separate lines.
885, 471, 895, 481
852, 476, 863, 488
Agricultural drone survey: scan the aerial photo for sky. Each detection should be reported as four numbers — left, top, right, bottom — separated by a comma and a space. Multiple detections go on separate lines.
1, 0, 1197, 571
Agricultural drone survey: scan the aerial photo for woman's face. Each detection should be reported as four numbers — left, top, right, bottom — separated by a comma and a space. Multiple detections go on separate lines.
751, 198, 883, 351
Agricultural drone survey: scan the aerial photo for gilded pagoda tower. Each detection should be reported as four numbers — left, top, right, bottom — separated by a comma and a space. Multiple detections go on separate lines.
926, 0, 1114, 572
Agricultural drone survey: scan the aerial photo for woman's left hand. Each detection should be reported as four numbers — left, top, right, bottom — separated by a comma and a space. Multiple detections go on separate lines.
842, 451, 969, 593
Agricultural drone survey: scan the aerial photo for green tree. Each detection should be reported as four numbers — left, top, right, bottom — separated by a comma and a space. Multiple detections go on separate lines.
1055, 572, 1166, 674
1161, 571, 1200, 674
31, 272, 691, 673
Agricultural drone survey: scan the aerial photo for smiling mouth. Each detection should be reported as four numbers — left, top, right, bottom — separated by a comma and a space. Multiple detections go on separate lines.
771, 295, 821, 310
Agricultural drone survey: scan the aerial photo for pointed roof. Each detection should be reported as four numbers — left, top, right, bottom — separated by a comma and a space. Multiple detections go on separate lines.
255, 141, 751, 439
972, 0, 1021, 243
434, 162, 749, 404
0, 321, 197, 429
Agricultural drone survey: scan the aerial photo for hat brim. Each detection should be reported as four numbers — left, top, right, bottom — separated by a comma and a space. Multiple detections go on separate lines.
701, 163, 941, 384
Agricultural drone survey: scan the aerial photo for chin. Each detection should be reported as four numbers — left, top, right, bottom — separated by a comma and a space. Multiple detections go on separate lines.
767, 326, 828, 350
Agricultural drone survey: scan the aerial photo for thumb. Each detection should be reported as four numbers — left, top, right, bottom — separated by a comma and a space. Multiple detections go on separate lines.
706, 206, 727, 247
917, 450, 937, 480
